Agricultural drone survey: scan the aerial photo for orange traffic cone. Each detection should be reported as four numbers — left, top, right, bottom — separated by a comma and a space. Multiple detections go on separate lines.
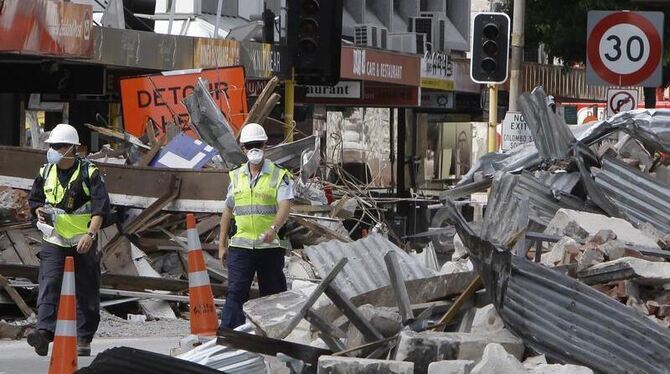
186, 214, 218, 336
49, 256, 77, 374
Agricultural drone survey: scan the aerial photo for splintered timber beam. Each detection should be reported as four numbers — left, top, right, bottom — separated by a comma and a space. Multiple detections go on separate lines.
384, 251, 415, 324
305, 309, 347, 353
325, 283, 384, 343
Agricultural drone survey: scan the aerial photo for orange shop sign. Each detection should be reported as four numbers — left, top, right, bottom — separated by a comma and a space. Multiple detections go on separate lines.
0, 0, 93, 58
120, 67, 248, 137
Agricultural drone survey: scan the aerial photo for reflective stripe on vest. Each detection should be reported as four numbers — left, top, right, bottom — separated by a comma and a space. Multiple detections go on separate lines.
230, 161, 288, 249
42, 161, 97, 242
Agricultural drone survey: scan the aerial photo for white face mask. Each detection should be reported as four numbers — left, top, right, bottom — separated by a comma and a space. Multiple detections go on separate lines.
46, 146, 72, 165
246, 148, 264, 165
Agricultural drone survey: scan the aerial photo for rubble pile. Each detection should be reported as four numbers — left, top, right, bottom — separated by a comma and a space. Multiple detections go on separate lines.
4, 81, 670, 373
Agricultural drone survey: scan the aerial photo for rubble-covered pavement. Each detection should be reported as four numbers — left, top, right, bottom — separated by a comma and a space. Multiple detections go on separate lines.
4, 83, 670, 373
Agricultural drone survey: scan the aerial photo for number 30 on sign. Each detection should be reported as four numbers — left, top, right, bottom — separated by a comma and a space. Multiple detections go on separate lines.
586, 11, 664, 87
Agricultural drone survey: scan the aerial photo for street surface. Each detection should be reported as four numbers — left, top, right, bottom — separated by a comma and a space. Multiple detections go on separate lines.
0, 336, 181, 374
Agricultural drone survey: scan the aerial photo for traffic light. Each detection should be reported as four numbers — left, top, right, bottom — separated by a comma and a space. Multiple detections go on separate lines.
470, 12, 510, 84
287, 0, 344, 86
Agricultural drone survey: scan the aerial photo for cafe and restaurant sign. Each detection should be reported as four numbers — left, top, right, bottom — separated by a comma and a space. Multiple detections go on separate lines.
302, 81, 419, 107
340, 46, 420, 86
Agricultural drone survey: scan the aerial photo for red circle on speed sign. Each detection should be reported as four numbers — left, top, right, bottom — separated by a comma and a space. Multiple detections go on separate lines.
587, 12, 662, 86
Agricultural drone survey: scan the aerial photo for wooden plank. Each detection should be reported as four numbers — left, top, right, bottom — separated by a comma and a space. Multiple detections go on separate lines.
137, 140, 163, 168
305, 309, 347, 352
430, 276, 482, 332
384, 251, 414, 324
6, 230, 39, 265
178, 214, 220, 238
102, 175, 182, 268
0, 273, 33, 317
216, 328, 331, 366
292, 216, 352, 243
0, 145, 229, 203
0, 263, 248, 298
325, 283, 384, 343
100, 288, 226, 305
243, 77, 280, 128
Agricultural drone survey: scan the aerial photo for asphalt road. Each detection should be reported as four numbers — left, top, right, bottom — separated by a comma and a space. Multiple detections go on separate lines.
0, 336, 182, 374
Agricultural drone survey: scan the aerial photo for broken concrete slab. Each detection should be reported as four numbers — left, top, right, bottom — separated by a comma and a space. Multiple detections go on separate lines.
345, 304, 401, 349
245, 271, 477, 338
576, 247, 605, 272
469, 343, 526, 374
317, 356, 414, 374
541, 237, 579, 267
523, 354, 594, 374
578, 257, 670, 286
394, 330, 524, 374
471, 304, 505, 334
427, 360, 475, 374
243, 285, 331, 339
544, 209, 664, 257
439, 259, 474, 274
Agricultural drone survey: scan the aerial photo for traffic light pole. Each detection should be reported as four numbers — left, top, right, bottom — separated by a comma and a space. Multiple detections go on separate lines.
488, 84, 498, 152
284, 68, 295, 142
508, 0, 525, 112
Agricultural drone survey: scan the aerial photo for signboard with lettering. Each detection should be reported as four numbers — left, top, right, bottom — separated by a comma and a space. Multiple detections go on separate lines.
420, 90, 454, 109
502, 111, 534, 150
305, 81, 362, 99
245, 79, 269, 98
240, 42, 288, 79
302, 82, 419, 107
120, 67, 248, 137
0, 0, 93, 58
340, 46, 420, 86
193, 38, 240, 68
420, 51, 454, 90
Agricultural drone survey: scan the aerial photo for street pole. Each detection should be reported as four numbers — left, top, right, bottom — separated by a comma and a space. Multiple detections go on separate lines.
284, 68, 295, 142
508, 0, 525, 112
488, 84, 498, 152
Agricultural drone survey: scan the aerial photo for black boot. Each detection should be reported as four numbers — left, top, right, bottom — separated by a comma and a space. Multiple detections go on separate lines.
77, 338, 91, 356
27, 329, 51, 357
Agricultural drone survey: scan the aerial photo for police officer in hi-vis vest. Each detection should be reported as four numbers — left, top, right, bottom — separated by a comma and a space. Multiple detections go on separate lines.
26, 123, 110, 357
218, 123, 293, 329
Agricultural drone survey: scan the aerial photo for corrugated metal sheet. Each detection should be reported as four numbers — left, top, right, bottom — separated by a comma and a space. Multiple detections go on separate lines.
178, 323, 266, 373
303, 234, 437, 298
577, 109, 670, 154
265, 135, 317, 170
519, 87, 576, 161
505, 255, 670, 374
443, 198, 670, 374
481, 171, 589, 246
594, 155, 670, 234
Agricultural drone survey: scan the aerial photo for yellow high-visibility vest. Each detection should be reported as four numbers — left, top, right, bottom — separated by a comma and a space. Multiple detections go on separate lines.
229, 161, 289, 249
41, 160, 96, 246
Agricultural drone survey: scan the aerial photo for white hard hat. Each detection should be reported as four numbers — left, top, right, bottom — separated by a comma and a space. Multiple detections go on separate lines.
45, 123, 80, 145
239, 123, 268, 144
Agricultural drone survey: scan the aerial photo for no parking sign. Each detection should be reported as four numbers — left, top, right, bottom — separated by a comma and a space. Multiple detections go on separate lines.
586, 11, 664, 87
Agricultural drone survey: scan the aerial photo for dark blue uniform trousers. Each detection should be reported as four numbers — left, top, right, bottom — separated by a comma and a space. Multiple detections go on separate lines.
220, 247, 287, 329
36, 241, 101, 342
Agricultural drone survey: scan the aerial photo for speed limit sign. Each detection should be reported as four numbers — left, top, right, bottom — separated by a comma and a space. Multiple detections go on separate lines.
586, 11, 664, 87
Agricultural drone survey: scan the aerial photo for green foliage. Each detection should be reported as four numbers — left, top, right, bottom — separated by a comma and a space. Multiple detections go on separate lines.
510, 0, 670, 84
